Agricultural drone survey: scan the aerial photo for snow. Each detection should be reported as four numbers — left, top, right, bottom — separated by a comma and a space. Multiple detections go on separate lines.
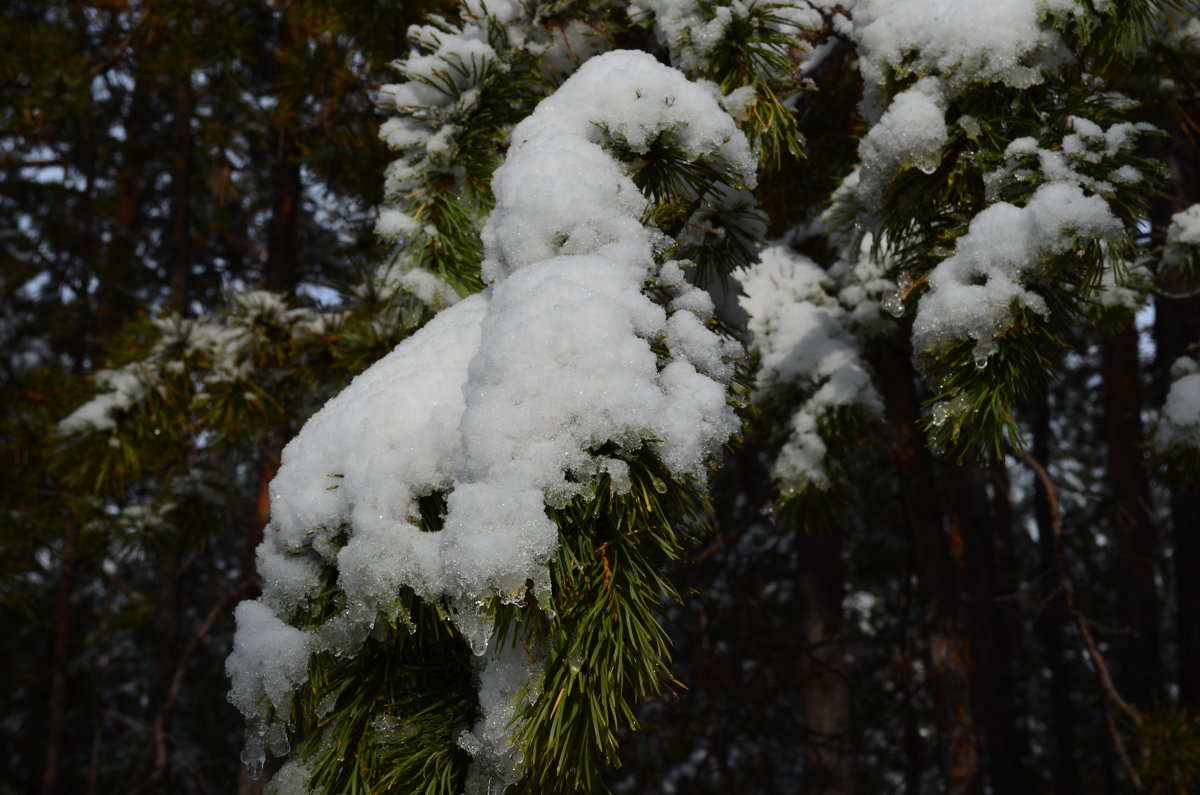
856, 76, 947, 204
265, 757, 312, 795
739, 245, 881, 491
229, 49, 750, 778
387, 265, 462, 308
849, 0, 1085, 206
226, 601, 312, 722
1094, 260, 1151, 312
632, 0, 821, 75
990, 118, 1155, 202
374, 0, 613, 296
380, 36, 499, 113
1156, 357, 1200, 453
57, 297, 341, 444
58, 367, 150, 435
851, 0, 1079, 93
914, 182, 1122, 363
1164, 204, 1200, 267
456, 642, 541, 792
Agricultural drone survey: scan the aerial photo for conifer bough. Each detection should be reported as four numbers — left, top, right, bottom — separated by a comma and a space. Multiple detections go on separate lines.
227, 47, 755, 793
207, 0, 1200, 791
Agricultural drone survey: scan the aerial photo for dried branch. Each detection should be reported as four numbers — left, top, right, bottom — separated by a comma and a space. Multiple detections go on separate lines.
149, 579, 256, 784
1153, 288, 1200, 300
1011, 447, 1144, 791
88, 5, 152, 79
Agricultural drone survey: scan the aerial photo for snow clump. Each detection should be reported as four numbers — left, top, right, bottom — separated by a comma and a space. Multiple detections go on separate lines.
851, 0, 1080, 94
914, 182, 1122, 364
1155, 356, 1200, 454
848, 0, 1084, 207
739, 245, 881, 492
1164, 204, 1200, 269
228, 48, 752, 784
631, 0, 822, 75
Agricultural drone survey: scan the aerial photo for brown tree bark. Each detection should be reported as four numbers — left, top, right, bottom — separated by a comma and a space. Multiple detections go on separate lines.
1150, 99, 1200, 713
1030, 394, 1080, 794
871, 340, 984, 795
167, 76, 195, 313
264, 130, 302, 293
943, 461, 1029, 794
40, 524, 78, 795
262, 7, 304, 295
1100, 325, 1162, 710
141, 542, 185, 794
796, 530, 855, 795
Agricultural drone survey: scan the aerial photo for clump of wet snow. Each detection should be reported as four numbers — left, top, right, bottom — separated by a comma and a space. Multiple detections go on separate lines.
457, 643, 541, 793
914, 182, 1122, 363
265, 757, 313, 795
851, 0, 1079, 95
58, 367, 151, 436
1093, 260, 1151, 313
986, 116, 1157, 203
631, 0, 821, 75
848, 0, 1084, 207
58, 298, 339, 441
1155, 356, 1200, 454
739, 245, 881, 491
374, 0, 611, 297
226, 601, 312, 723
856, 76, 948, 205
1164, 204, 1200, 268
229, 48, 751, 781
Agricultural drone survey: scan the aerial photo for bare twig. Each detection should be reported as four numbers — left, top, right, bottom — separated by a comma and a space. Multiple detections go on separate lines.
1011, 447, 1144, 790
1153, 288, 1200, 301
88, 5, 152, 79
149, 579, 255, 784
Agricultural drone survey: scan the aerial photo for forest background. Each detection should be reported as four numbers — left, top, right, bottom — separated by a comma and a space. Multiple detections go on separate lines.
2, 0, 1200, 794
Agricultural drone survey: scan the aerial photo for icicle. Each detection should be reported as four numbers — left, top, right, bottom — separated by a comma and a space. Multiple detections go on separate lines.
241, 732, 266, 781
881, 289, 905, 318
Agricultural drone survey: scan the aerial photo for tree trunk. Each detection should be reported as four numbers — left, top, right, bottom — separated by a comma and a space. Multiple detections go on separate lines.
263, 8, 303, 294
144, 548, 182, 793
1150, 98, 1200, 713
944, 461, 1029, 794
265, 130, 302, 293
1030, 394, 1080, 794
797, 530, 855, 795
871, 339, 983, 795
167, 76, 194, 313
1100, 326, 1162, 710
41, 525, 78, 795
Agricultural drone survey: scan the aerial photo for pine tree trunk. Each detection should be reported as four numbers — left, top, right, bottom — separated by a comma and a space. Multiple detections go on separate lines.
1150, 101, 1200, 713
1100, 325, 1162, 710
797, 530, 855, 795
945, 461, 1029, 794
265, 130, 302, 293
40, 524, 78, 795
1030, 394, 1080, 794
871, 340, 983, 795
145, 549, 182, 793
167, 76, 194, 313
263, 9, 303, 294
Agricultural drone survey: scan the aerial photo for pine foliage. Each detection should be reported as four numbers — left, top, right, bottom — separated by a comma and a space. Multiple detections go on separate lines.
10, 0, 1200, 793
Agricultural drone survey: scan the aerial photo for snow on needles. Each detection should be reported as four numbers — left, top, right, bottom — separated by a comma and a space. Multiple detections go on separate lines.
852, 0, 1079, 93
739, 245, 881, 492
228, 49, 750, 778
1156, 356, 1200, 455
915, 183, 1122, 363
850, 0, 1084, 208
